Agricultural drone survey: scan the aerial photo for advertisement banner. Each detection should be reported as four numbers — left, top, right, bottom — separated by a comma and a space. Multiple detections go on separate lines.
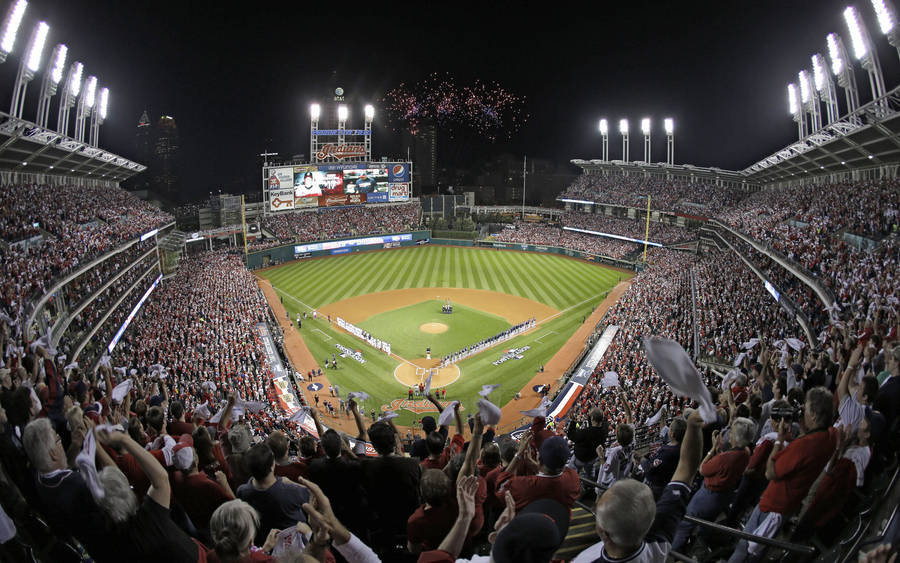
293, 165, 344, 197
294, 195, 319, 208
388, 163, 410, 183
267, 167, 294, 191
367, 192, 389, 203
389, 183, 410, 201
319, 193, 367, 207
269, 189, 295, 211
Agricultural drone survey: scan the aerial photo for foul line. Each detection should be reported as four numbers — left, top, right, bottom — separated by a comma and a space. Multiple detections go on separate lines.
312, 328, 332, 341
533, 331, 557, 343
536, 290, 611, 325
270, 284, 317, 312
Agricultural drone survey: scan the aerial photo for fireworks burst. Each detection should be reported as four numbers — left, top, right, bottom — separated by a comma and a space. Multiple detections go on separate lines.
383, 72, 527, 141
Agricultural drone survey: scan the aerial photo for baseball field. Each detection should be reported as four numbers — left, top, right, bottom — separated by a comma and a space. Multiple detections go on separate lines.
257, 245, 629, 428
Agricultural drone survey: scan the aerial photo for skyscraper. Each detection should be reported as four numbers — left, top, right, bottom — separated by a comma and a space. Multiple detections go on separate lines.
134, 110, 153, 190
154, 115, 179, 198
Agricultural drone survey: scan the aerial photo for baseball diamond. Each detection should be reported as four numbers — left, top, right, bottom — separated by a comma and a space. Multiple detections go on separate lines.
257, 244, 629, 427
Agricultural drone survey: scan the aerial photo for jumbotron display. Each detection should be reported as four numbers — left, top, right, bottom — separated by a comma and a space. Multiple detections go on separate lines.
266, 161, 411, 211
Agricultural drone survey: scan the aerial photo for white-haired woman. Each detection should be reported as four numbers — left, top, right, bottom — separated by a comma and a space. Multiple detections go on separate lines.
671, 416, 757, 552
93, 427, 203, 562
209, 499, 318, 563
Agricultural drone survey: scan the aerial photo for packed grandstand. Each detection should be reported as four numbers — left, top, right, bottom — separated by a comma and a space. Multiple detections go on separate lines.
1, 6, 900, 563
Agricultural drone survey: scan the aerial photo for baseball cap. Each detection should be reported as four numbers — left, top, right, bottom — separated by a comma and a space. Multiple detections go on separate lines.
173, 446, 194, 471
491, 499, 571, 563
148, 395, 165, 408
538, 436, 569, 473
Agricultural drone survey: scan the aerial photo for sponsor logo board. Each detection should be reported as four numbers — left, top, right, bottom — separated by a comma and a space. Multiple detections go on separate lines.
319, 193, 366, 207
268, 167, 294, 190
294, 195, 319, 208
389, 183, 410, 201
366, 192, 389, 203
388, 163, 410, 183
269, 188, 295, 211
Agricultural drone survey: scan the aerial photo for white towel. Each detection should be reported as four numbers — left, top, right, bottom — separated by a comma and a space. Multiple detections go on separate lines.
478, 398, 502, 425
378, 411, 399, 422
747, 512, 783, 555
644, 405, 666, 426
520, 397, 551, 418
424, 373, 433, 396
741, 338, 760, 350
785, 338, 805, 351
75, 429, 104, 501
479, 384, 501, 397
347, 391, 370, 402
601, 371, 619, 388
111, 379, 132, 404
642, 336, 717, 423
288, 406, 311, 422
438, 401, 460, 426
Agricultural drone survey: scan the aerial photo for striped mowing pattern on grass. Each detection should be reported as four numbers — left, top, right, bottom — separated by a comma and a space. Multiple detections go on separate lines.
262, 245, 623, 309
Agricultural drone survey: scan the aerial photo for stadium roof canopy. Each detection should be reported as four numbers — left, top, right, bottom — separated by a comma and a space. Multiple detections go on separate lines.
0, 111, 145, 181
739, 84, 900, 185
570, 159, 752, 187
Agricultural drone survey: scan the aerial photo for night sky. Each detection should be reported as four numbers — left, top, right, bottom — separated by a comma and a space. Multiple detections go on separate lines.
1, 0, 897, 199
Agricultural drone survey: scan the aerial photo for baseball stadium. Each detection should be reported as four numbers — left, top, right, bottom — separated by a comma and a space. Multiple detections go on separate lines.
0, 1, 899, 563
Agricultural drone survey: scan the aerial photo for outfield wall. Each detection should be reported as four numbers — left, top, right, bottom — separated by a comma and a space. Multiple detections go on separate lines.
467, 239, 636, 270
246, 230, 431, 269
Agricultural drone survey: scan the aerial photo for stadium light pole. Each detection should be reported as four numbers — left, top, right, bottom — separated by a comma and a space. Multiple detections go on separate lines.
788, 83, 807, 139
337, 104, 348, 149
35, 43, 65, 128
598, 118, 609, 161
641, 118, 651, 163
9, 21, 48, 119
827, 33, 861, 123
844, 6, 888, 114
56, 60, 82, 136
0, 0, 28, 64
619, 119, 629, 162
310, 102, 320, 162
798, 70, 822, 132
870, 0, 900, 62
812, 53, 840, 125
664, 118, 674, 165
364, 103, 374, 161
89, 86, 107, 147
73, 74, 96, 144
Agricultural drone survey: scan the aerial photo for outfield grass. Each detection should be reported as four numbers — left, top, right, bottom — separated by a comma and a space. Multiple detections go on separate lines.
261, 246, 629, 425
358, 300, 509, 359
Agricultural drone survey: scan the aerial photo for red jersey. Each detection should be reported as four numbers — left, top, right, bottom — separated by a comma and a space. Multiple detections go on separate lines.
759, 428, 837, 515
503, 467, 580, 511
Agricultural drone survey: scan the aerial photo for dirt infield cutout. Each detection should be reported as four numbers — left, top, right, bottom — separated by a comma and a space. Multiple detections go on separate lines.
394, 357, 460, 387
419, 322, 449, 334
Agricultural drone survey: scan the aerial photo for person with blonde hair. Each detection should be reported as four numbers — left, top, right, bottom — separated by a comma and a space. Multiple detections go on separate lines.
208, 499, 280, 562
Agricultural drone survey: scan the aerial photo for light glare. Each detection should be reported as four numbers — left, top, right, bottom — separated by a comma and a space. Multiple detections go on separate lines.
619, 118, 628, 134
872, 0, 895, 34
811, 54, 825, 91
25, 21, 48, 72
664, 118, 673, 134
599, 118, 608, 134
310, 103, 320, 120
84, 75, 97, 108
364, 104, 374, 120
0, 0, 27, 54
788, 83, 799, 115
337, 105, 348, 121
798, 70, 811, 103
641, 118, 650, 134
50, 43, 67, 84
99, 87, 108, 119
827, 34, 844, 75
68, 61, 83, 97
844, 6, 868, 59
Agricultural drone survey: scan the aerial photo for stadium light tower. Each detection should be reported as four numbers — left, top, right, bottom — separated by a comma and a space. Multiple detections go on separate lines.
641, 118, 651, 163
89, 86, 108, 147
35, 43, 66, 128
73, 74, 97, 143
788, 83, 807, 139
826, 33, 861, 123
812, 53, 840, 125
871, 0, 900, 61
364, 104, 374, 160
337, 104, 348, 147
598, 118, 609, 161
798, 70, 822, 132
664, 118, 674, 165
0, 0, 27, 64
56, 60, 82, 136
844, 6, 888, 113
619, 118, 629, 162
310, 102, 320, 162
9, 21, 48, 119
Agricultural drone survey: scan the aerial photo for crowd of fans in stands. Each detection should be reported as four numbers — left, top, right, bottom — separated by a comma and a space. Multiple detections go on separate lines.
256, 203, 421, 248
561, 211, 697, 244
493, 223, 642, 259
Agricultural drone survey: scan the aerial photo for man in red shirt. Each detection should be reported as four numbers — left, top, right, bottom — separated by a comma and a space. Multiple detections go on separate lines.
727, 387, 837, 563
407, 469, 456, 553
172, 445, 235, 542
498, 435, 580, 511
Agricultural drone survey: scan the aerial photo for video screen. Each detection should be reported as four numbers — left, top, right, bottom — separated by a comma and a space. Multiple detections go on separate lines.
293, 167, 344, 197
343, 167, 389, 194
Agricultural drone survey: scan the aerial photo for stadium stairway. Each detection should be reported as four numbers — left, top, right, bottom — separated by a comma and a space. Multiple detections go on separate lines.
554, 505, 599, 560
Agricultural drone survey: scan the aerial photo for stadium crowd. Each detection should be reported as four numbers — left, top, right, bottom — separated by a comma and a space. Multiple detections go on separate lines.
257, 203, 420, 248
0, 170, 899, 563
561, 211, 697, 245
493, 222, 641, 259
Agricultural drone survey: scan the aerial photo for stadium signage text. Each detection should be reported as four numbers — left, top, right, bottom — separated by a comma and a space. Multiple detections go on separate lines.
384, 398, 466, 415
335, 343, 365, 364
492, 346, 531, 366
316, 143, 367, 161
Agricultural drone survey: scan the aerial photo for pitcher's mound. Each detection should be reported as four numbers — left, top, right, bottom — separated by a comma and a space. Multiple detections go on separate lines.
394, 358, 460, 387
419, 322, 449, 334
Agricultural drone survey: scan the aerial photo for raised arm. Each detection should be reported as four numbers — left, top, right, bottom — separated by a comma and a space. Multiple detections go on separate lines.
671, 411, 703, 484
458, 414, 484, 479
453, 402, 464, 437
837, 344, 862, 402
435, 475, 478, 559
97, 428, 171, 508
309, 406, 325, 439
348, 399, 368, 441
618, 388, 633, 426
218, 392, 237, 431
